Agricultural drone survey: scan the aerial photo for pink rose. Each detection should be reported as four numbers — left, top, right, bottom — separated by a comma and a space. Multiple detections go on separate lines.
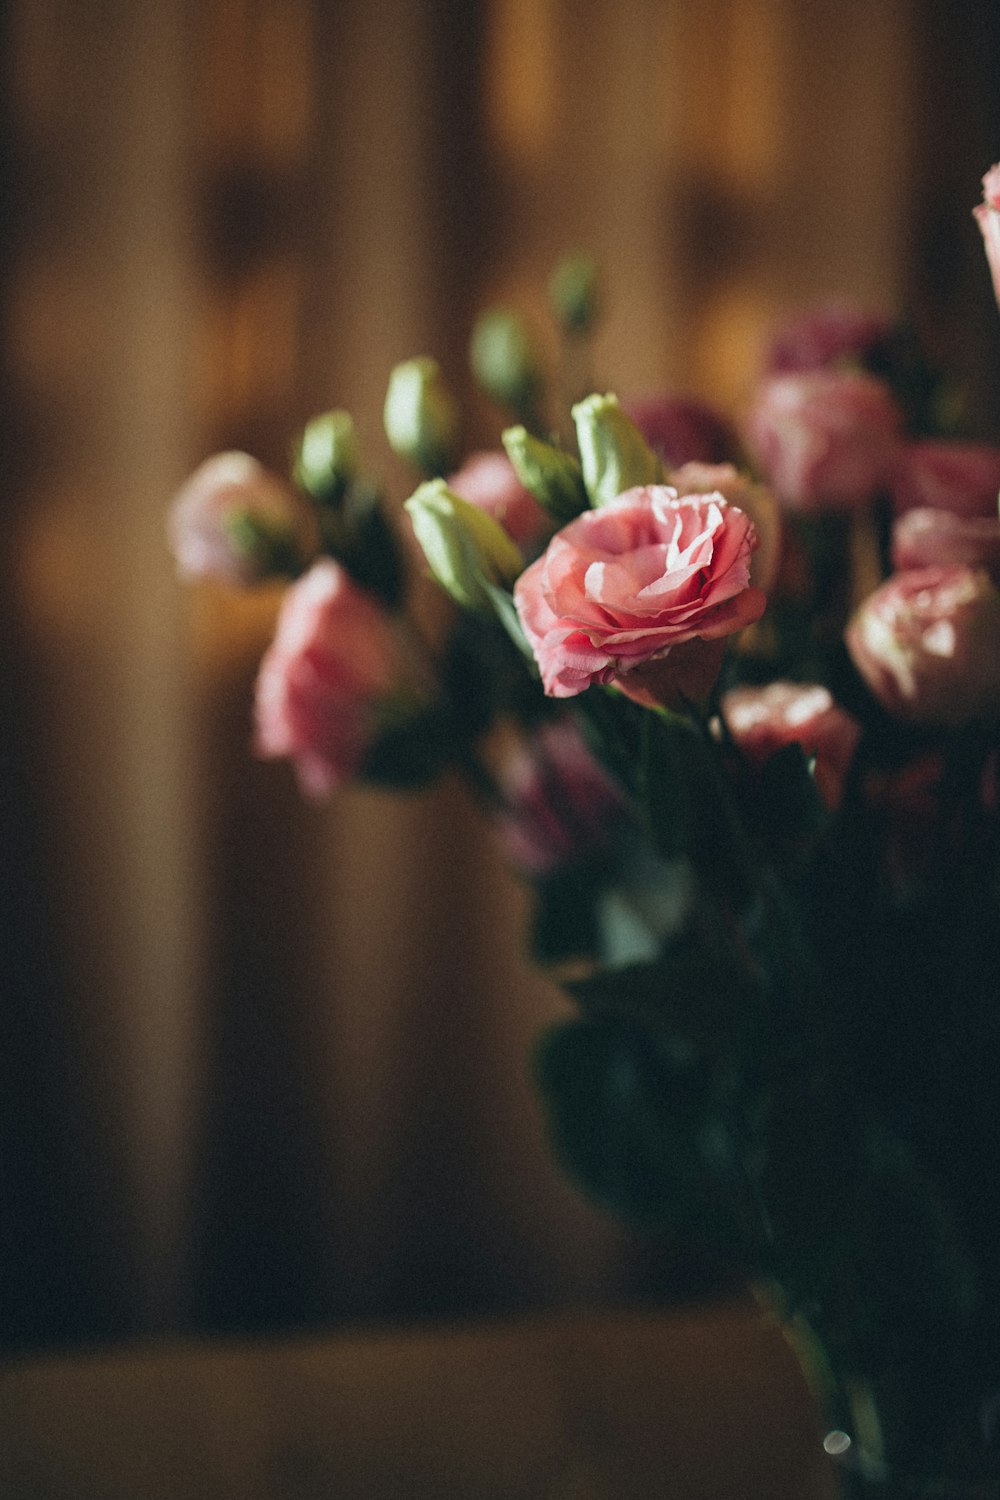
845, 566, 1000, 726
669, 462, 782, 593
891, 507, 1000, 579
721, 681, 861, 809
448, 450, 550, 551
974, 163, 1000, 310
254, 559, 394, 797
513, 485, 766, 702
891, 440, 1000, 519
495, 718, 626, 876
744, 370, 901, 512
763, 303, 891, 375
168, 451, 315, 584
622, 394, 738, 467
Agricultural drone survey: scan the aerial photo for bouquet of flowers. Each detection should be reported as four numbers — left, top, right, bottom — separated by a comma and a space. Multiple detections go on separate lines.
170, 173, 1000, 1495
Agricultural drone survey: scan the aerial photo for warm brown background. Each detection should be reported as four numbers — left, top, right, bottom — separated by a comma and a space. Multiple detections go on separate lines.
2, 0, 1000, 1352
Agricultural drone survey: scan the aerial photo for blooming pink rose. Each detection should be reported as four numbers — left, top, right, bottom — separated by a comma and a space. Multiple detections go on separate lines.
763, 303, 892, 375
891, 507, 1000, 579
845, 566, 1000, 726
721, 681, 861, 809
513, 485, 766, 702
448, 450, 550, 551
744, 370, 901, 512
254, 560, 394, 797
669, 462, 782, 593
974, 163, 1000, 310
495, 718, 626, 876
168, 451, 315, 584
891, 440, 1000, 519
622, 394, 738, 467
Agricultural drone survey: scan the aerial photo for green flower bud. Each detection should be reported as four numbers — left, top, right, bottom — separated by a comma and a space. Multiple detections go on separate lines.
470, 310, 543, 423
384, 358, 460, 477
404, 479, 523, 613
548, 254, 601, 335
502, 425, 588, 526
572, 392, 663, 507
293, 409, 358, 501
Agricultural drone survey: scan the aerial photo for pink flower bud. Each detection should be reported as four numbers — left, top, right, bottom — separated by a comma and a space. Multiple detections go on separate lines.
891, 507, 1000, 579
891, 440, 1000, 519
845, 566, 1000, 727
974, 163, 1000, 311
447, 450, 550, 552
622, 394, 738, 468
495, 718, 625, 876
763, 303, 892, 375
744, 370, 901, 513
168, 452, 315, 585
513, 485, 766, 702
721, 681, 861, 810
254, 560, 395, 797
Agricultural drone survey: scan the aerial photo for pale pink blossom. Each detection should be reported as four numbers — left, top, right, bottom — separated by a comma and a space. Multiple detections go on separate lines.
168, 451, 315, 584
721, 681, 861, 809
513, 485, 766, 702
254, 560, 394, 797
845, 566, 1000, 727
496, 718, 625, 875
891, 440, 1000, 519
974, 163, 1000, 310
448, 450, 550, 551
744, 370, 901, 512
891, 507, 1000, 579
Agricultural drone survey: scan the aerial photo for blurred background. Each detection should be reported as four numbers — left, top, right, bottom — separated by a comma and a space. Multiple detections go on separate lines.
2, 0, 999, 1353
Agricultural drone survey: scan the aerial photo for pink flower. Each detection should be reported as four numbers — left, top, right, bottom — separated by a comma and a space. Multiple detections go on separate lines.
495, 718, 625, 876
891, 440, 1000, 519
448, 450, 550, 551
744, 370, 902, 512
891, 507, 1000, 579
622, 394, 738, 467
721, 681, 861, 809
763, 303, 892, 375
974, 163, 1000, 310
513, 485, 766, 702
669, 462, 782, 593
845, 566, 1000, 726
168, 451, 315, 584
254, 560, 395, 797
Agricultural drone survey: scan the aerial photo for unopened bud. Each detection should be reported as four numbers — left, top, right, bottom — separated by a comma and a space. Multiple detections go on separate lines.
293, 410, 358, 501
384, 358, 460, 477
470, 310, 543, 422
572, 392, 662, 507
405, 479, 523, 612
548, 254, 601, 335
502, 426, 588, 526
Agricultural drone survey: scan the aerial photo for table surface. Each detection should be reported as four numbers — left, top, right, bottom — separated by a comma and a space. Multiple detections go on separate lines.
0, 1298, 839, 1499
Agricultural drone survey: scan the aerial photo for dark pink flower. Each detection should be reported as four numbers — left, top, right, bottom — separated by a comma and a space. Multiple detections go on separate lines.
891, 440, 1000, 519
513, 485, 766, 701
974, 164, 1000, 310
845, 566, 1000, 726
891, 507, 1000, 579
254, 560, 394, 797
721, 681, 861, 809
495, 718, 625, 875
622, 394, 738, 467
763, 303, 892, 375
168, 451, 315, 584
448, 450, 550, 551
744, 370, 901, 512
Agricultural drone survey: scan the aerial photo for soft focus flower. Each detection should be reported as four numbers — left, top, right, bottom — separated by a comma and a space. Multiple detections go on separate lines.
383, 357, 460, 476
405, 479, 523, 613
891, 440, 1000, 519
763, 304, 892, 375
974, 163, 1000, 310
448, 450, 551, 552
846, 566, 1000, 727
721, 681, 861, 809
495, 717, 625, 876
623, 393, 738, 468
669, 462, 782, 593
168, 452, 315, 585
744, 370, 901, 512
293, 409, 359, 499
514, 485, 766, 701
891, 507, 1000, 579
469, 309, 543, 420
548, 254, 601, 335
254, 560, 395, 797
